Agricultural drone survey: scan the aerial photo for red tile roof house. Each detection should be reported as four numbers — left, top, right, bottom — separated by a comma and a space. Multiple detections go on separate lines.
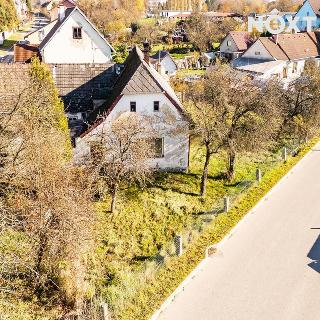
233, 32, 320, 82
74, 46, 190, 172
219, 31, 254, 61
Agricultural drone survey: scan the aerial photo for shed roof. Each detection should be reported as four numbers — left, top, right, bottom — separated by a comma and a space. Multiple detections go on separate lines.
14, 44, 40, 63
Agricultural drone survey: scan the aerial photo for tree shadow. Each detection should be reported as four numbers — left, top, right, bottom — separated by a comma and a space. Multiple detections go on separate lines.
152, 171, 227, 197
307, 234, 320, 273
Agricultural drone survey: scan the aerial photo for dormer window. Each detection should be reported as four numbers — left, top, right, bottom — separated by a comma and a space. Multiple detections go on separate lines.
73, 27, 82, 39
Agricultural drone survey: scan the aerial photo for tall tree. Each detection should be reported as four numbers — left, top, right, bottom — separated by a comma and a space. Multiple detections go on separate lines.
0, 0, 19, 32
186, 65, 279, 196
88, 113, 155, 213
0, 59, 94, 312
273, 60, 320, 143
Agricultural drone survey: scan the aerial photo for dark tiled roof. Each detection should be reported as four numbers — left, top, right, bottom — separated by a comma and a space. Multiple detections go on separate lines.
60, 0, 76, 8
82, 46, 184, 136
39, 7, 75, 50
150, 50, 170, 62
14, 44, 40, 63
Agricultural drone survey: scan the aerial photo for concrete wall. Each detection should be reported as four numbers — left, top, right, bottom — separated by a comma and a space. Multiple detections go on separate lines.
254, 60, 306, 82
75, 92, 189, 171
42, 10, 113, 63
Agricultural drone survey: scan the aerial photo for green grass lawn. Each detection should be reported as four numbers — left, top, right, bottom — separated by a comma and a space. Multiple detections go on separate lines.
0, 138, 300, 319
175, 69, 206, 78
95, 139, 282, 315
151, 43, 195, 60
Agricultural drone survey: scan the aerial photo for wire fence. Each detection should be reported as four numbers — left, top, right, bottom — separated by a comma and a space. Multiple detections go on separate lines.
107, 142, 305, 316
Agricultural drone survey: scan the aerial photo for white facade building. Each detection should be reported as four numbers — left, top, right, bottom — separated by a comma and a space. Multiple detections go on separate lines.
75, 46, 189, 172
38, 6, 115, 64
150, 51, 177, 76
233, 33, 320, 82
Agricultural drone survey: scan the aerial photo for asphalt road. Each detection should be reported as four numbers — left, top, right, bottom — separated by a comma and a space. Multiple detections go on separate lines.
159, 144, 320, 320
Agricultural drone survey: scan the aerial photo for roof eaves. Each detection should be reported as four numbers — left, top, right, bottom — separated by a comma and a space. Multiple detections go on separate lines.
76, 7, 116, 53
39, 7, 76, 50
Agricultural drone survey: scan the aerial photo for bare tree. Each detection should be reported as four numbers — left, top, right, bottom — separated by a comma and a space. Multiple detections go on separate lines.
185, 14, 240, 51
272, 60, 320, 144
186, 65, 280, 196
88, 113, 155, 213
0, 60, 94, 313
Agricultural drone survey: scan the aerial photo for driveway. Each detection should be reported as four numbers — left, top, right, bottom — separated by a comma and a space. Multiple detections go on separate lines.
158, 144, 320, 320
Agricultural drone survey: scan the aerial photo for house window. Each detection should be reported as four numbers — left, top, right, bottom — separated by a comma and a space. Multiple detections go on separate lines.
154, 101, 160, 112
255, 51, 261, 56
73, 27, 82, 39
292, 62, 298, 73
154, 138, 164, 158
130, 101, 136, 112
227, 40, 232, 47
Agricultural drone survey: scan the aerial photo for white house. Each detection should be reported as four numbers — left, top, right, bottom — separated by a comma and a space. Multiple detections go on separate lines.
233, 33, 320, 82
25, 19, 57, 44
38, 5, 115, 64
149, 50, 177, 76
219, 31, 253, 61
74, 46, 190, 172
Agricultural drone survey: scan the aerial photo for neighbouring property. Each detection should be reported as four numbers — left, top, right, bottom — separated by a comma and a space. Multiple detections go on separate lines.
150, 50, 178, 76
233, 32, 320, 81
219, 31, 254, 61
22, 2, 115, 64
295, 0, 320, 31
74, 46, 190, 171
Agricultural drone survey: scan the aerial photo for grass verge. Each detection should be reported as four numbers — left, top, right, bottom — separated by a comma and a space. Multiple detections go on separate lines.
114, 137, 319, 320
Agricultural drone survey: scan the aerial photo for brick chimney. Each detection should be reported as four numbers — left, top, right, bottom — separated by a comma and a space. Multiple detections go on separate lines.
143, 41, 150, 64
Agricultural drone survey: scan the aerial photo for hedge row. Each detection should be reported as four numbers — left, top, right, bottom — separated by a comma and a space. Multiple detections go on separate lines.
115, 137, 319, 320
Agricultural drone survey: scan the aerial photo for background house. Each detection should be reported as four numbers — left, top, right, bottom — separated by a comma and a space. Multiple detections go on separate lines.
233, 33, 320, 82
150, 50, 177, 76
38, 5, 115, 63
25, 19, 57, 44
220, 31, 253, 61
295, 0, 320, 31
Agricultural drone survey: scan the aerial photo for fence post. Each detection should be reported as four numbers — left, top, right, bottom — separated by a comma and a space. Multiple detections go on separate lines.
224, 196, 230, 213
174, 235, 183, 257
100, 302, 110, 320
256, 168, 262, 183
282, 147, 287, 162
